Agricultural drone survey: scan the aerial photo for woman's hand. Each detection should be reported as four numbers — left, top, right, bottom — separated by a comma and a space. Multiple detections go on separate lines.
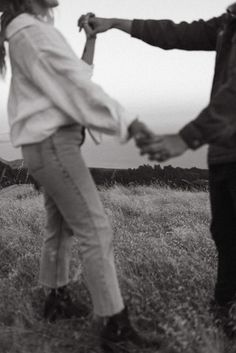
80, 13, 97, 65
128, 119, 155, 143
78, 13, 114, 37
79, 13, 97, 39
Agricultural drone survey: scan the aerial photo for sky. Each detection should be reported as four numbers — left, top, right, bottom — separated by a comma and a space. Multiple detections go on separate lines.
0, 0, 231, 168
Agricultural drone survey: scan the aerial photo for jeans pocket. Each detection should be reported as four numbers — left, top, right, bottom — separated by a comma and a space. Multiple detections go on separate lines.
22, 143, 44, 173
54, 124, 85, 147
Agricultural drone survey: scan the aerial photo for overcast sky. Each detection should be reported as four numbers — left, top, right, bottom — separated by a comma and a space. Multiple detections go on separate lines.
0, 0, 231, 168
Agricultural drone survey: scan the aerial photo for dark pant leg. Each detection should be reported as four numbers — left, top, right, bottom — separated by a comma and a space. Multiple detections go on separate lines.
209, 163, 236, 305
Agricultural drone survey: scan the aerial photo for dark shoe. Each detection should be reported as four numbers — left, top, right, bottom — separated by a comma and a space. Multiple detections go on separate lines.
209, 299, 230, 325
209, 299, 236, 338
44, 287, 90, 322
100, 307, 162, 352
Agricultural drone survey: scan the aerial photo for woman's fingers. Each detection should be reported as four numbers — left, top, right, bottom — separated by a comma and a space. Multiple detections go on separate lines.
78, 13, 95, 31
78, 13, 97, 38
84, 24, 97, 39
78, 15, 85, 31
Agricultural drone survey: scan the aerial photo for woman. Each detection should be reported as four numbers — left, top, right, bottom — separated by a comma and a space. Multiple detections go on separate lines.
0, 0, 159, 351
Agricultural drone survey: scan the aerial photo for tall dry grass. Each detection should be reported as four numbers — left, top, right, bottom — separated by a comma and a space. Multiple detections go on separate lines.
0, 184, 235, 353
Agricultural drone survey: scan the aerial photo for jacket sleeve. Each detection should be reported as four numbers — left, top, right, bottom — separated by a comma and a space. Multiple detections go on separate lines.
31, 55, 135, 143
179, 37, 236, 149
13, 26, 136, 143
131, 14, 226, 51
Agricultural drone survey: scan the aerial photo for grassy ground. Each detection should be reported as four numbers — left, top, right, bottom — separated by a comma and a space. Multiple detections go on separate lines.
0, 184, 235, 353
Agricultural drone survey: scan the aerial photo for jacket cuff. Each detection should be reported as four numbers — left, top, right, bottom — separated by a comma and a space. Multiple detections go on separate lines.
131, 20, 146, 39
179, 123, 205, 150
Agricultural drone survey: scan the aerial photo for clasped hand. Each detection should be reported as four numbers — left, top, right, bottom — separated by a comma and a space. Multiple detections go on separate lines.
78, 13, 112, 38
78, 13, 188, 163
78, 12, 97, 39
137, 134, 188, 162
127, 121, 188, 162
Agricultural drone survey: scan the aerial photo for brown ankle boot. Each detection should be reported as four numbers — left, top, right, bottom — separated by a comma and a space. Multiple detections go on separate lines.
100, 306, 162, 352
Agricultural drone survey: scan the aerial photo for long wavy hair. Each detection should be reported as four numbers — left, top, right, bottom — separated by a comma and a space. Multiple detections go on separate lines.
0, 0, 45, 75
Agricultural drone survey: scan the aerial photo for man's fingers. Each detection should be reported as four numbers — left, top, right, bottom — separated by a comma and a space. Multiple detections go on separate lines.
137, 133, 186, 162
135, 132, 161, 142
148, 150, 171, 162
140, 141, 166, 155
85, 12, 95, 24
148, 153, 169, 162
83, 23, 92, 33
86, 12, 95, 18
78, 13, 95, 31
136, 133, 165, 150
135, 132, 153, 143
152, 135, 165, 143
135, 138, 151, 148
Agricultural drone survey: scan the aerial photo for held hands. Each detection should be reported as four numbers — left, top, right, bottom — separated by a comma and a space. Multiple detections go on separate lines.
78, 13, 113, 37
78, 14, 188, 163
128, 121, 188, 162
78, 13, 97, 39
138, 134, 188, 162
128, 119, 156, 144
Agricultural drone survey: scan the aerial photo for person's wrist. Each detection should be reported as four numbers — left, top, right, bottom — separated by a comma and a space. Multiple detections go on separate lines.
177, 134, 188, 150
86, 36, 97, 41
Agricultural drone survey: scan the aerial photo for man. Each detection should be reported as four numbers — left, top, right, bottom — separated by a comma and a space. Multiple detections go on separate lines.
79, 3, 236, 325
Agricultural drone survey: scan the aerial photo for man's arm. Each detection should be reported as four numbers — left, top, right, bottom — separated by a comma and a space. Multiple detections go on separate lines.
131, 15, 226, 51
139, 35, 236, 162
79, 14, 226, 51
138, 66, 236, 161
176, 31, 236, 149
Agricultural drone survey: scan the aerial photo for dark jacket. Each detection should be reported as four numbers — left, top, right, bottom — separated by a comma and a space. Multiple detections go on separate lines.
131, 13, 236, 165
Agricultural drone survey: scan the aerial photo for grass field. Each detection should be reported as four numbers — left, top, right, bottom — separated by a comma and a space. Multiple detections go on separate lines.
0, 184, 235, 353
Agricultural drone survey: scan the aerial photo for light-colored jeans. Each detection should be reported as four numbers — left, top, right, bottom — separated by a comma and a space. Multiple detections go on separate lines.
22, 124, 124, 317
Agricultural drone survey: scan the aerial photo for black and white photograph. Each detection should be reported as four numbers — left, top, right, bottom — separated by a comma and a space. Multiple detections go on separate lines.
0, 0, 236, 352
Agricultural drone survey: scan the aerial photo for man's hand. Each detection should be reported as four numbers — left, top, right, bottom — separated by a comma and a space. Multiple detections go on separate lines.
140, 134, 188, 162
78, 14, 114, 37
